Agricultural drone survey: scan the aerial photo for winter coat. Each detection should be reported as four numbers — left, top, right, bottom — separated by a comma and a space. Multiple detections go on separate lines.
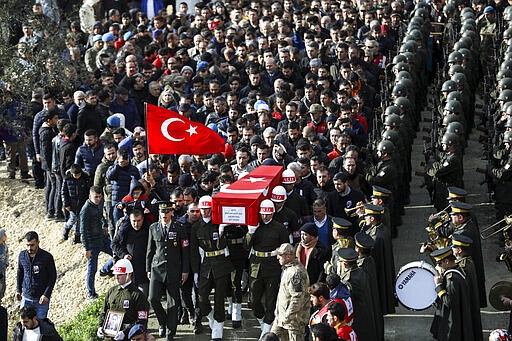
80, 199, 106, 250
58, 137, 78, 178
106, 163, 141, 205
94, 157, 114, 202
62, 170, 91, 212
74, 141, 104, 178
76, 103, 106, 138
273, 259, 310, 331
39, 123, 58, 171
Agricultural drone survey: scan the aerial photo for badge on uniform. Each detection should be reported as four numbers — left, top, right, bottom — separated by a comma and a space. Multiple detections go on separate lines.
181, 239, 189, 248
168, 231, 175, 240
123, 300, 130, 309
137, 310, 148, 320
346, 200, 352, 208
33, 265, 39, 274
213, 232, 219, 240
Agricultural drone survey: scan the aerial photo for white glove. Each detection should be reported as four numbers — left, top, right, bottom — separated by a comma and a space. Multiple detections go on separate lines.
113, 330, 125, 341
219, 224, 227, 234
96, 327, 104, 339
194, 273, 199, 287
248, 224, 259, 234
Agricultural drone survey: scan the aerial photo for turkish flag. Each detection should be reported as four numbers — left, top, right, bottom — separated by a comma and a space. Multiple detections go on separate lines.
146, 103, 225, 155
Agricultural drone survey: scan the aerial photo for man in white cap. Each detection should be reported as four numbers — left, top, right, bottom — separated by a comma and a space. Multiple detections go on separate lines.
245, 199, 289, 339
190, 196, 233, 340
270, 186, 300, 244
98, 259, 149, 340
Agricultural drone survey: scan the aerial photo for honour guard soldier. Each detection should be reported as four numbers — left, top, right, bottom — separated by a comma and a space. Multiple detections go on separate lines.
224, 223, 249, 329
451, 234, 483, 340
190, 195, 234, 340
338, 248, 377, 341
271, 185, 300, 244
355, 232, 383, 340
244, 199, 290, 339
446, 187, 479, 228
430, 246, 474, 340
146, 201, 190, 340
98, 259, 150, 340
325, 217, 353, 276
359, 204, 395, 315
281, 169, 310, 221
370, 185, 393, 235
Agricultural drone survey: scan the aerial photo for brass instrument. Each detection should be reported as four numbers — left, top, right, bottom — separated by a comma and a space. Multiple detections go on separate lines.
420, 205, 451, 254
480, 215, 512, 239
344, 203, 365, 217
497, 227, 512, 272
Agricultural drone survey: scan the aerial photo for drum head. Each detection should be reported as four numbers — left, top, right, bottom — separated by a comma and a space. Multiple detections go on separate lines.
395, 261, 437, 310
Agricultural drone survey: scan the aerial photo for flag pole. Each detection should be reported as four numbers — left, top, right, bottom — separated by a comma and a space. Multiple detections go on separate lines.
144, 102, 149, 176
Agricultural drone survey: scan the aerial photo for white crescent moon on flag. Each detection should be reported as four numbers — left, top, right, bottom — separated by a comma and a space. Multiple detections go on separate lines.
161, 118, 185, 142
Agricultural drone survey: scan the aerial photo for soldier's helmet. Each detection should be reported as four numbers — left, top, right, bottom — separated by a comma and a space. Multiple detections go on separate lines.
377, 140, 395, 153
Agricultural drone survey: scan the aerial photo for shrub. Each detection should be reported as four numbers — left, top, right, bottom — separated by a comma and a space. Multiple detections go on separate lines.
57, 295, 105, 341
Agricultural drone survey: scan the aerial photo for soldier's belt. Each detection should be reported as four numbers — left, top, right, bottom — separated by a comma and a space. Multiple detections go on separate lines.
252, 250, 277, 257
205, 249, 226, 257
227, 237, 244, 245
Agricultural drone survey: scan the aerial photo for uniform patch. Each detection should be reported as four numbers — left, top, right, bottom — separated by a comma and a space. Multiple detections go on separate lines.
168, 231, 175, 240
123, 299, 130, 309
346, 200, 352, 208
33, 265, 39, 274
137, 310, 148, 320
291, 272, 304, 292
213, 232, 219, 240
181, 239, 189, 248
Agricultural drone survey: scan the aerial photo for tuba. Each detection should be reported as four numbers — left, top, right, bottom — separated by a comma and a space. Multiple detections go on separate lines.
420, 206, 451, 253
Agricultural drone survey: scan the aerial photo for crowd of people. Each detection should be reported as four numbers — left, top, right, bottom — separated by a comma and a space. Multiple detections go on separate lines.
2, 0, 512, 339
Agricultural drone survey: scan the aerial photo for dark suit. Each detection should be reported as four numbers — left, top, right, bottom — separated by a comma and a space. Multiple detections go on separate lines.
146, 220, 190, 339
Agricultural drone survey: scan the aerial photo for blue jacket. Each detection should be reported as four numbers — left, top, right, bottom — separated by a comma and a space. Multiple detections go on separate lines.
109, 99, 141, 132
106, 163, 141, 205
74, 142, 104, 179
16, 248, 56, 300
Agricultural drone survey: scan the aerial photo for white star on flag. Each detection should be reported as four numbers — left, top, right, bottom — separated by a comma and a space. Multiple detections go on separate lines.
242, 177, 266, 183
186, 124, 198, 136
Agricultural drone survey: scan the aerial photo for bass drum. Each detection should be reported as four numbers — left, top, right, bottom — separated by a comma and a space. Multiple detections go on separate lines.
395, 261, 438, 310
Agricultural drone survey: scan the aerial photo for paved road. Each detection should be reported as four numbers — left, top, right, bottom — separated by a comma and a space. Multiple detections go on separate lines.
147, 104, 511, 340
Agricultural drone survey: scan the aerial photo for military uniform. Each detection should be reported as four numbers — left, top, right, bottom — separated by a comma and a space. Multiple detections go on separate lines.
360, 204, 396, 315
244, 218, 289, 327
224, 224, 249, 327
490, 148, 512, 222
190, 218, 234, 327
427, 151, 463, 211
273, 206, 300, 244
100, 282, 150, 331
146, 213, 190, 340
326, 218, 354, 276
430, 247, 475, 341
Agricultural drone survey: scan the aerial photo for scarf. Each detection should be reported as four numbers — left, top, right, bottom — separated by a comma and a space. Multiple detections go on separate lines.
296, 236, 318, 268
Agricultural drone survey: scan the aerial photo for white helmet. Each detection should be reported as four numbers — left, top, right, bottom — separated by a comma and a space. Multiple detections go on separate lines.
281, 169, 296, 184
112, 259, 133, 275
198, 195, 213, 209
271, 186, 287, 202
259, 199, 275, 214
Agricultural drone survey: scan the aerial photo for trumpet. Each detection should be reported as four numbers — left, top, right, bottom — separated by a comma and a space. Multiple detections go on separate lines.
420, 206, 452, 254
431, 205, 451, 222
344, 203, 365, 217
480, 215, 512, 239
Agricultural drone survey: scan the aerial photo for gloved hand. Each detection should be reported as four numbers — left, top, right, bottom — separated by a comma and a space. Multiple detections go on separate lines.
219, 224, 227, 234
113, 330, 125, 341
96, 327, 104, 339
194, 273, 199, 287
248, 224, 259, 234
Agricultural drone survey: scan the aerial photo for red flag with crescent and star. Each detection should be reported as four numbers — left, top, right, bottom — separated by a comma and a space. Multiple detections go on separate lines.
145, 103, 225, 154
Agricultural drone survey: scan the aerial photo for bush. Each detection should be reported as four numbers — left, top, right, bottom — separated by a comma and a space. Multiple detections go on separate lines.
57, 295, 105, 341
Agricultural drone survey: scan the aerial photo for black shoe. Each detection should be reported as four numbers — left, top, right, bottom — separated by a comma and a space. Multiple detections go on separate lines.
73, 236, 81, 244
158, 326, 166, 337
193, 322, 203, 335
21, 172, 31, 179
46, 214, 55, 219
8, 172, 15, 179
88, 292, 98, 300
99, 270, 113, 277
55, 215, 66, 222
232, 320, 242, 329
225, 310, 231, 320
62, 229, 70, 241
35, 184, 44, 189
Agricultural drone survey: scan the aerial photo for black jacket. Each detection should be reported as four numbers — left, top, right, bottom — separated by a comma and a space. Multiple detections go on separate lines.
62, 170, 91, 212
39, 124, 58, 171
12, 318, 62, 341
76, 103, 106, 139
16, 248, 56, 300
